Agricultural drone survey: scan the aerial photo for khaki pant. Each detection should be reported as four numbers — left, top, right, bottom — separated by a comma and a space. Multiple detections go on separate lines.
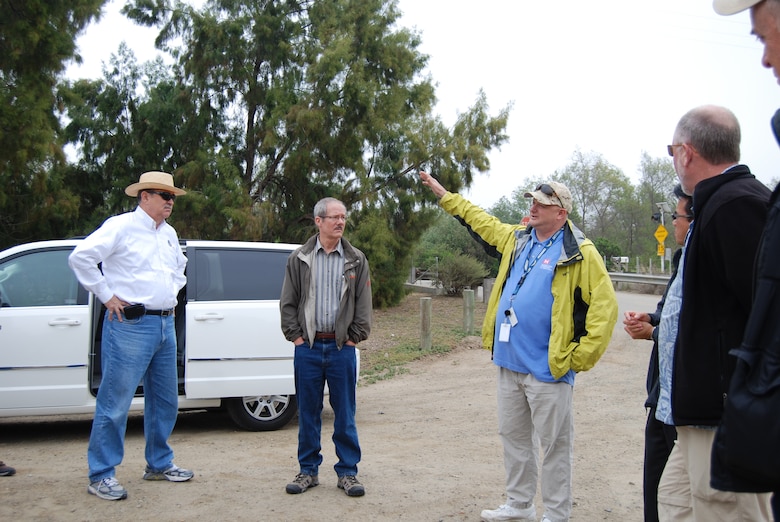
497, 367, 573, 521
657, 426, 772, 521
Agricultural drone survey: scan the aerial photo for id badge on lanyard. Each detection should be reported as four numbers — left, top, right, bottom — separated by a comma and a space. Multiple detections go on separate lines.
499, 308, 518, 342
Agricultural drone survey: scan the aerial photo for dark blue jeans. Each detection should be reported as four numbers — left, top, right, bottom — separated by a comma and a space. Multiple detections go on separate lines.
294, 339, 360, 477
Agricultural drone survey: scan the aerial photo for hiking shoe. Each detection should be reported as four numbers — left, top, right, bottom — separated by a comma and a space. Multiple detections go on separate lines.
0, 462, 15, 477
337, 475, 365, 497
143, 464, 194, 482
286, 473, 319, 494
88, 477, 128, 501
480, 503, 536, 522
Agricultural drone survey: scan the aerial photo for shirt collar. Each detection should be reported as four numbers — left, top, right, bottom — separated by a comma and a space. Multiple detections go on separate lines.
134, 206, 162, 230
530, 226, 564, 246
315, 236, 343, 256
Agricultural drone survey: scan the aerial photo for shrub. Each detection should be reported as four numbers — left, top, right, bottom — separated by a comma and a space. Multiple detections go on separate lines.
436, 253, 489, 296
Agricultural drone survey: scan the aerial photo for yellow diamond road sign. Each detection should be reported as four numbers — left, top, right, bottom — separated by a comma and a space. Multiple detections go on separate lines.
654, 225, 668, 244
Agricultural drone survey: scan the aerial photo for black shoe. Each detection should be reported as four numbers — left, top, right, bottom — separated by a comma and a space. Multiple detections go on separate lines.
286, 473, 319, 494
0, 461, 15, 477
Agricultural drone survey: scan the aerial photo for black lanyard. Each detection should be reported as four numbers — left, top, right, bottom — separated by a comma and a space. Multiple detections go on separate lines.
510, 228, 563, 301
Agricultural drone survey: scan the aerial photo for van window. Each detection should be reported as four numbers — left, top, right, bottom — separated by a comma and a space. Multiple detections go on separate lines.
193, 248, 290, 301
0, 249, 87, 307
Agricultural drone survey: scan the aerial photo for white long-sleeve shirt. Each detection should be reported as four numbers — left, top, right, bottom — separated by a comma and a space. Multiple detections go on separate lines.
68, 206, 187, 309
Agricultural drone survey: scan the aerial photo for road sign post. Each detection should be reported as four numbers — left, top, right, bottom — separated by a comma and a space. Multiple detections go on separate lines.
654, 224, 668, 273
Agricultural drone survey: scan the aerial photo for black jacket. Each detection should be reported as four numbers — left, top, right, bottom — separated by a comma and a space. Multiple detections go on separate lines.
710, 110, 780, 494
672, 165, 770, 426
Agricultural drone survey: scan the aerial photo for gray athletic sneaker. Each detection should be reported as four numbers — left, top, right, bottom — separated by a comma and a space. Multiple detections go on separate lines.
143, 464, 194, 482
337, 475, 365, 497
286, 473, 319, 494
88, 477, 128, 501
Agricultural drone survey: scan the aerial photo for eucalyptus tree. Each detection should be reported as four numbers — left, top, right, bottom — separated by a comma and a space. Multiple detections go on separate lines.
0, 0, 105, 248
490, 186, 532, 225
116, 0, 509, 305
555, 149, 633, 241
59, 44, 251, 239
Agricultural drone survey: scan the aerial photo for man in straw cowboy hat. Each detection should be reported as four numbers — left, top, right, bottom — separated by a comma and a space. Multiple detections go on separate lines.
69, 171, 192, 501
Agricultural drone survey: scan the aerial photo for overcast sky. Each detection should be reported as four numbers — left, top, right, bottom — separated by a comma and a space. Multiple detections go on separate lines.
68, 0, 780, 208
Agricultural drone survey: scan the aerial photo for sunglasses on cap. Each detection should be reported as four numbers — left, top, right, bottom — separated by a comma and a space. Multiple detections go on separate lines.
535, 184, 563, 207
147, 190, 176, 201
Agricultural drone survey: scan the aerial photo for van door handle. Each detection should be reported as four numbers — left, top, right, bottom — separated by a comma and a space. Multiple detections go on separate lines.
194, 313, 225, 321
48, 319, 82, 326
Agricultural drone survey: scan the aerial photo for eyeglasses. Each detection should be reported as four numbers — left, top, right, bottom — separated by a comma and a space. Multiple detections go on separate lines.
147, 190, 176, 201
671, 212, 693, 220
535, 183, 563, 207
320, 214, 347, 222
667, 144, 684, 157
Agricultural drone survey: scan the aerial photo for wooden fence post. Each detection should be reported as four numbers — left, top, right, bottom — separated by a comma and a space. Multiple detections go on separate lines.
420, 297, 432, 350
463, 289, 475, 335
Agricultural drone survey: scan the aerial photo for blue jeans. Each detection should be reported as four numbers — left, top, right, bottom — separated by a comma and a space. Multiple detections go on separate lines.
294, 339, 360, 477
88, 312, 179, 482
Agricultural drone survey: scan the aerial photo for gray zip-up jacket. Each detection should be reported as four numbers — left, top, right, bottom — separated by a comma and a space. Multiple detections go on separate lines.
280, 234, 372, 348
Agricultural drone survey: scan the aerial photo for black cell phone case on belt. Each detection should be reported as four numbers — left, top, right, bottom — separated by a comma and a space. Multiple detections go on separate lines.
123, 304, 146, 319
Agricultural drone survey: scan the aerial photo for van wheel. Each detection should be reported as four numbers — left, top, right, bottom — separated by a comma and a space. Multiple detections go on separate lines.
225, 394, 297, 431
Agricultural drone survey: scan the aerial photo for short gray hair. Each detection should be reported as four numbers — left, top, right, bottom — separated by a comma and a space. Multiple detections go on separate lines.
674, 105, 740, 165
313, 197, 345, 217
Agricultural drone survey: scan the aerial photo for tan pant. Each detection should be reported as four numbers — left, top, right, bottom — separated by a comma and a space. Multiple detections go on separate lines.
497, 367, 573, 521
657, 426, 772, 521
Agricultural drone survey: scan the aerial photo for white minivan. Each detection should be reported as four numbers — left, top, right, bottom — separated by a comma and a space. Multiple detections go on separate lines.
0, 239, 301, 431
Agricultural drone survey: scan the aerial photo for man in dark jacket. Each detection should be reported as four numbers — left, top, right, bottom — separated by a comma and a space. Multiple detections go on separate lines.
280, 197, 372, 498
655, 105, 772, 520
712, 1, 780, 517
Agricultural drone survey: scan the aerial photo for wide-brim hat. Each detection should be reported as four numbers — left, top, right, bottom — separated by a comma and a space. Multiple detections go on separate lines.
524, 181, 573, 213
125, 171, 187, 197
713, 0, 762, 15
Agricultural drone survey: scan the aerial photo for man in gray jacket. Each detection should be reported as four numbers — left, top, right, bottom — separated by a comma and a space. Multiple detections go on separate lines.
280, 197, 372, 497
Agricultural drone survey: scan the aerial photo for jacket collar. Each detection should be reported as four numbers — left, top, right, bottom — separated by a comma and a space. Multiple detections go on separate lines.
692, 164, 753, 215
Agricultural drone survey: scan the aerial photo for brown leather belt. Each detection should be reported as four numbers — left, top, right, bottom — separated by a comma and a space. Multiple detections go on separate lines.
314, 332, 336, 340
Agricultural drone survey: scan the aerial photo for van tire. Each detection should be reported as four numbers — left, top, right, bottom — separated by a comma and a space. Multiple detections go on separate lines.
225, 394, 297, 431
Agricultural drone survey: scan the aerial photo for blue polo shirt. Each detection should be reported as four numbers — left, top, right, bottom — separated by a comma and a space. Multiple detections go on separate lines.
493, 228, 574, 385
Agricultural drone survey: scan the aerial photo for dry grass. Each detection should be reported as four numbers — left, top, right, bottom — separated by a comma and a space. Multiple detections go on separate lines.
358, 291, 488, 384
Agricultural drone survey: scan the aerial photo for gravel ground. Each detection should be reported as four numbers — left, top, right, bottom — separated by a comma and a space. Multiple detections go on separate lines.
0, 291, 657, 521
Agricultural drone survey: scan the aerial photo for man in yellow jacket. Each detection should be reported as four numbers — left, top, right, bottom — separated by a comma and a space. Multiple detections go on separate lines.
420, 172, 617, 522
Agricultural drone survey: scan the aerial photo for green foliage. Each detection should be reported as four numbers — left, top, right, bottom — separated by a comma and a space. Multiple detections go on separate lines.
489, 187, 531, 224
592, 237, 622, 270
0, 0, 105, 248
348, 211, 406, 309
0, 0, 690, 294
415, 209, 498, 277
79, 0, 508, 304
436, 253, 489, 296
631, 151, 678, 259
555, 149, 633, 237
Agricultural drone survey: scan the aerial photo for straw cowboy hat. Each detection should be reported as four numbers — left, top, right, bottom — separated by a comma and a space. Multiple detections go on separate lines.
712, 0, 762, 15
124, 171, 187, 197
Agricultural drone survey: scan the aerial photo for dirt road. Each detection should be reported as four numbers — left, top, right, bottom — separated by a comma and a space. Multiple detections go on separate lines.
0, 291, 657, 521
